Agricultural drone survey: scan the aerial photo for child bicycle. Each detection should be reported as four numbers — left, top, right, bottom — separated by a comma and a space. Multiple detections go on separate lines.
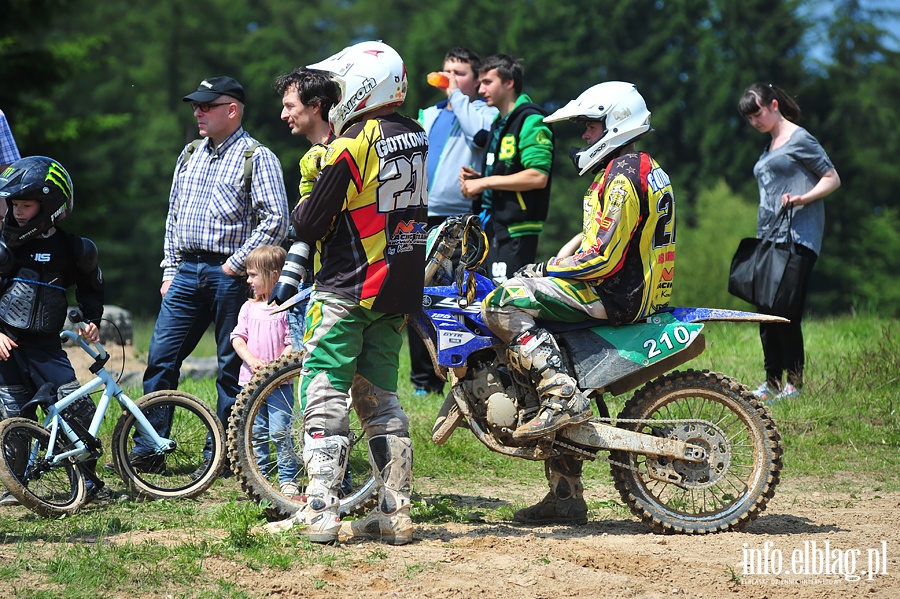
0, 310, 225, 516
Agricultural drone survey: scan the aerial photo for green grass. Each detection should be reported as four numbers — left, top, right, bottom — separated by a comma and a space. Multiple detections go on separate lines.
1, 314, 897, 597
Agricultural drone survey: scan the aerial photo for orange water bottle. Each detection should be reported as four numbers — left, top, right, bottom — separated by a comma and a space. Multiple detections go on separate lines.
427, 72, 450, 89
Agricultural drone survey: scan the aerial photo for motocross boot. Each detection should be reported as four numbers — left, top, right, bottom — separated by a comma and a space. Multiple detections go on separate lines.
340, 434, 414, 545
508, 328, 592, 440
263, 432, 349, 543
514, 454, 588, 525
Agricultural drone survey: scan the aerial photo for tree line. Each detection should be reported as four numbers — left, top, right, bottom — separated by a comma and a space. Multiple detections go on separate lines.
2, 0, 898, 316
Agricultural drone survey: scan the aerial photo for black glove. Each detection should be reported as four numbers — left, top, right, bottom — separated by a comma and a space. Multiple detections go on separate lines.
270, 241, 311, 305
513, 262, 547, 279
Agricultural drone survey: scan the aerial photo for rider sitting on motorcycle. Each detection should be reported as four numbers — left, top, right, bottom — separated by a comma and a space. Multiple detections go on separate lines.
481, 82, 677, 524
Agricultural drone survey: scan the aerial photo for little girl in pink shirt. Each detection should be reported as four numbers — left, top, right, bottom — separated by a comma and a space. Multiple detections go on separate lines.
231, 245, 299, 497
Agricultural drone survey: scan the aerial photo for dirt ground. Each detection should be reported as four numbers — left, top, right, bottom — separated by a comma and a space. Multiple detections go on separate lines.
60, 346, 898, 598
100, 478, 896, 598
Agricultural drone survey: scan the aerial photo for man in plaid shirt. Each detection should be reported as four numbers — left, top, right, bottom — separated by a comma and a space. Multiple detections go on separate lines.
132, 76, 288, 470
0, 109, 21, 171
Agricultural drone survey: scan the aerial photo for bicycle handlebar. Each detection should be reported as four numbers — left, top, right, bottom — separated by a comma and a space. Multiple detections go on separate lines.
61, 308, 108, 363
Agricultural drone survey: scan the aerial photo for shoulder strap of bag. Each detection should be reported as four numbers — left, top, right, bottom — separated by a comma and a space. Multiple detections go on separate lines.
242, 141, 262, 195
179, 139, 261, 196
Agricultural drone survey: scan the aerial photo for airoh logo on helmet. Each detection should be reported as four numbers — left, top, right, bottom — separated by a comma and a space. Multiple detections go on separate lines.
333, 77, 377, 125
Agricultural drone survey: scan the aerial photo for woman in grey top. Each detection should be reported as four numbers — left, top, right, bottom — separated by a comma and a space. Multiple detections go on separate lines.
738, 83, 841, 403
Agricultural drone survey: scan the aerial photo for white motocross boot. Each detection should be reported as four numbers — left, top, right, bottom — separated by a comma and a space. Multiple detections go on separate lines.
263, 432, 349, 543
508, 328, 592, 440
340, 434, 413, 545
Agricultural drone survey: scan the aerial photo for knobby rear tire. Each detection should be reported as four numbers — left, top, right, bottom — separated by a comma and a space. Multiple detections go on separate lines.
610, 369, 782, 534
111, 390, 225, 500
0, 417, 87, 517
226, 351, 377, 520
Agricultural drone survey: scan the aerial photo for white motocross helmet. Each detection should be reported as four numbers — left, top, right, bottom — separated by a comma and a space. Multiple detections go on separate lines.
307, 40, 408, 136
544, 81, 652, 175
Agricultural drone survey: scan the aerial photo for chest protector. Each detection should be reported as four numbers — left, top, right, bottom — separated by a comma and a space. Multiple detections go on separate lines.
0, 267, 68, 334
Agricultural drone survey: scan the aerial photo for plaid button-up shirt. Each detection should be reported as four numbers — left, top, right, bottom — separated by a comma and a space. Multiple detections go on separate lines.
162, 127, 288, 279
0, 109, 21, 166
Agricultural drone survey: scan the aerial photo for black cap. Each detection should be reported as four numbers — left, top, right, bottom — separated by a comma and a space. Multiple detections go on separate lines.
182, 76, 246, 104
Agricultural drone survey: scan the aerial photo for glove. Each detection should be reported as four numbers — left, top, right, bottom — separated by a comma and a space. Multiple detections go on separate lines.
269, 241, 312, 305
298, 144, 329, 200
513, 262, 547, 279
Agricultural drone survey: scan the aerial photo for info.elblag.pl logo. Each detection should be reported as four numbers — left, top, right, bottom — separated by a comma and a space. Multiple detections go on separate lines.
741, 540, 889, 583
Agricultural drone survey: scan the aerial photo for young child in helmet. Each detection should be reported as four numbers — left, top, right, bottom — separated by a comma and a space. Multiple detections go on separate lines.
0, 156, 106, 506
229, 244, 299, 498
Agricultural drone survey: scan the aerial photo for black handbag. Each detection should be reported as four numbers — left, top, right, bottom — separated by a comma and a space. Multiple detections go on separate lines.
728, 207, 810, 318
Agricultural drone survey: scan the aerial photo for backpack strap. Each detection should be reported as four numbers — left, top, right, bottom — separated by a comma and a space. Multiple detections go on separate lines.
242, 141, 262, 195
179, 139, 262, 196
179, 139, 205, 169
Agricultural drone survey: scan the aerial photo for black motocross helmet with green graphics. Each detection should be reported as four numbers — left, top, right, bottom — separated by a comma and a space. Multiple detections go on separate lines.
0, 156, 74, 248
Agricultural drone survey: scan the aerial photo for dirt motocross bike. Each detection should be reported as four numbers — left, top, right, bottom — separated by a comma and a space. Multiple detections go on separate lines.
408, 215, 783, 534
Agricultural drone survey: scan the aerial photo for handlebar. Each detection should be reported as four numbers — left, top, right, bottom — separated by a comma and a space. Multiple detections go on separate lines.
61, 308, 108, 364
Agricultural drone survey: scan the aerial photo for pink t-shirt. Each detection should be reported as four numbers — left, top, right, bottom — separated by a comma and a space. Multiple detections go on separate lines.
230, 300, 292, 385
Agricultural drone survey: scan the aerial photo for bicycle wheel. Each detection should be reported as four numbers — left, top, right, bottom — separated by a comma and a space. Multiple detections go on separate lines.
227, 351, 376, 520
111, 390, 225, 500
0, 417, 87, 517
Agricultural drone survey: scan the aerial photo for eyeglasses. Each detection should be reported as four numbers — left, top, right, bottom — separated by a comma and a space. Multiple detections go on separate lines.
190, 102, 231, 113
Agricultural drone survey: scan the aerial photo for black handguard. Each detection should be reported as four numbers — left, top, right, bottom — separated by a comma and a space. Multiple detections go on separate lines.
270, 241, 312, 305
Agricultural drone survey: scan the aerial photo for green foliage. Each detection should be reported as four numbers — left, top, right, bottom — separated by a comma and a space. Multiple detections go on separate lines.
672, 179, 759, 309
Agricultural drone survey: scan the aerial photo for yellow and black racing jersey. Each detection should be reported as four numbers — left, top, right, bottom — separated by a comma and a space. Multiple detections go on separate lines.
546, 151, 676, 323
292, 114, 428, 314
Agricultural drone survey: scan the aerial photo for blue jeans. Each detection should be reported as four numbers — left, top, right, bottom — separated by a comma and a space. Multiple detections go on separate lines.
0, 344, 78, 419
136, 256, 247, 456
287, 281, 311, 350
251, 383, 299, 483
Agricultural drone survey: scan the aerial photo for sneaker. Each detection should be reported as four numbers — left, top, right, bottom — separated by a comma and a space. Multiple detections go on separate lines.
513, 493, 588, 525
190, 457, 213, 482
0, 491, 20, 507
413, 388, 428, 397
106, 453, 166, 475
280, 481, 302, 499
753, 382, 775, 403
86, 483, 113, 504
767, 383, 800, 405
339, 507, 413, 545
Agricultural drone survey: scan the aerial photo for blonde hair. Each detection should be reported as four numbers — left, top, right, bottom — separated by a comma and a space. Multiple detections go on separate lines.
245, 245, 286, 302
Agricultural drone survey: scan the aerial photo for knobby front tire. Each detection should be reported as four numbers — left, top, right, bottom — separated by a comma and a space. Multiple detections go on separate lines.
0, 417, 87, 517
227, 351, 377, 520
111, 390, 225, 500
610, 369, 783, 534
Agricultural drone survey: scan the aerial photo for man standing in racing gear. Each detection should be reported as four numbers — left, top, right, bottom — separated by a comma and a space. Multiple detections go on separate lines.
481, 82, 676, 524
264, 41, 427, 545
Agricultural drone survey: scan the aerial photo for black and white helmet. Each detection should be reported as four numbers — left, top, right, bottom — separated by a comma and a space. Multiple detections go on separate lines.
0, 156, 74, 247
544, 81, 652, 175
